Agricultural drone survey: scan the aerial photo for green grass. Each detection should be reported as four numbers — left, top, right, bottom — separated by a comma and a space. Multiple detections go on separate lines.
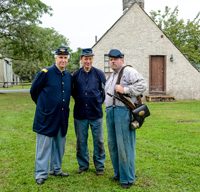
0, 93, 200, 191
0, 84, 31, 90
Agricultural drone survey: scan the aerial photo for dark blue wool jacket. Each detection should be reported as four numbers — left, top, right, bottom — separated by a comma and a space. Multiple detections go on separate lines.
71, 67, 106, 120
30, 64, 71, 137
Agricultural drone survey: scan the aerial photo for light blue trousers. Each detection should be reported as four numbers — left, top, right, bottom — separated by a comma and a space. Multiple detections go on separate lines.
74, 118, 105, 170
106, 106, 136, 184
35, 128, 66, 179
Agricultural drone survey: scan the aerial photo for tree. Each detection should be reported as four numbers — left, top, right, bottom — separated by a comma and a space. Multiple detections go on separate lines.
12, 60, 39, 81
149, 6, 200, 67
12, 26, 70, 81
66, 47, 82, 74
0, 0, 71, 80
0, 0, 52, 60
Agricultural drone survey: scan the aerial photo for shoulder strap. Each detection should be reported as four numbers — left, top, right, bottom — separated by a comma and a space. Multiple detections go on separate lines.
41, 68, 48, 73
116, 65, 132, 84
113, 65, 135, 109
115, 65, 142, 108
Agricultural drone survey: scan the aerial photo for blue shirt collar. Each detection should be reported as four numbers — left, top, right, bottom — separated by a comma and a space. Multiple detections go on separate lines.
81, 66, 93, 74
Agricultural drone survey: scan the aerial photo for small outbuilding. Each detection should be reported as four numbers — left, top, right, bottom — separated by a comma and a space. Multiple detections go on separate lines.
0, 55, 13, 88
92, 0, 200, 100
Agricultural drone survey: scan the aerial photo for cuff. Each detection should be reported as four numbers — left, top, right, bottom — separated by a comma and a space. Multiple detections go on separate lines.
124, 87, 130, 94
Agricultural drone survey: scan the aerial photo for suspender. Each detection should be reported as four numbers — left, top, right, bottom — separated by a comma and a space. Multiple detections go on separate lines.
113, 65, 142, 109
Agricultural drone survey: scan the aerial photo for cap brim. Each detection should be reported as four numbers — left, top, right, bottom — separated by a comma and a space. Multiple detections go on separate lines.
81, 53, 94, 57
56, 53, 69, 55
108, 55, 123, 58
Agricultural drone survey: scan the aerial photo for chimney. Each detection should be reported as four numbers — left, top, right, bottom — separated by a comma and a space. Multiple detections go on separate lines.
123, 0, 144, 11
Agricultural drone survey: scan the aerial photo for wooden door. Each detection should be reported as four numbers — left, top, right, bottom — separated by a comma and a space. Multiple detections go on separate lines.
149, 56, 166, 94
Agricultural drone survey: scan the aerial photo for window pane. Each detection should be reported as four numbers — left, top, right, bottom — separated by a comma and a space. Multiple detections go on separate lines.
105, 68, 109, 72
104, 55, 109, 60
105, 61, 109, 67
110, 68, 113, 72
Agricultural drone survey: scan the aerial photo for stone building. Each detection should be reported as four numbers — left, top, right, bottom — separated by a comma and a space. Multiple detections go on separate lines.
92, 1, 200, 100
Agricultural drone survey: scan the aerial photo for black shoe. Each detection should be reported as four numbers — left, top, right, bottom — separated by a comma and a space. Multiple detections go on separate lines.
50, 172, 69, 177
76, 169, 88, 174
57, 172, 69, 177
109, 177, 119, 181
121, 183, 132, 189
96, 170, 104, 176
36, 178, 45, 185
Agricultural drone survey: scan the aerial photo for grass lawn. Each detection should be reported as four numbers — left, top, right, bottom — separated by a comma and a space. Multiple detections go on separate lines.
0, 84, 31, 90
0, 93, 200, 191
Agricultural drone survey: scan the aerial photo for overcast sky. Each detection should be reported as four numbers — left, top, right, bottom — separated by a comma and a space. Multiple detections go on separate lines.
40, 0, 200, 52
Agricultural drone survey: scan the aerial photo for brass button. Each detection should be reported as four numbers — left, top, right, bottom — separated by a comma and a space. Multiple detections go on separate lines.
63, 90, 64, 93
62, 108, 64, 110
62, 82, 64, 84
85, 93, 87, 95
86, 73, 88, 75
62, 74, 64, 75
86, 104, 87, 106
63, 99, 65, 102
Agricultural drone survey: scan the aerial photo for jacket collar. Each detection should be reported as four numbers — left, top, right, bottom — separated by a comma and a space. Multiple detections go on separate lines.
81, 66, 93, 74
53, 64, 67, 75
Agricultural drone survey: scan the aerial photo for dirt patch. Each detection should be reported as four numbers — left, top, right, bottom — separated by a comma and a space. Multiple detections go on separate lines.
177, 120, 197, 123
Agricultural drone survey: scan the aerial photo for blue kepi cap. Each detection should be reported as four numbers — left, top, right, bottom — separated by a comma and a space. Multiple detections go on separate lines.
81, 48, 94, 57
108, 49, 123, 58
55, 46, 69, 55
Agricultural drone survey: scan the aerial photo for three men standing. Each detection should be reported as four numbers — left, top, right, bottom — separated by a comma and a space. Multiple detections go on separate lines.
30, 47, 71, 185
30, 47, 147, 188
71, 48, 106, 175
105, 49, 147, 189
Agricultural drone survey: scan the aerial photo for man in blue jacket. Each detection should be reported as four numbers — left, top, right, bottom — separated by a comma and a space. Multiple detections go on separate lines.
30, 47, 71, 185
71, 48, 106, 175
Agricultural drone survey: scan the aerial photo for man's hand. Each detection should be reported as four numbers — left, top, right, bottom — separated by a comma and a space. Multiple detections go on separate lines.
115, 85, 124, 94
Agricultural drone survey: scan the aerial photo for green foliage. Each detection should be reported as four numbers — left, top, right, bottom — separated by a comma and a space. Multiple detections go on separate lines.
66, 47, 82, 74
12, 27, 69, 80
0, 0, 71, 80
0, 0, 52, 60
150, 6, 200, 65
193, 62, 200, 70
13, 60, 41, 81
0, 93, 200, 191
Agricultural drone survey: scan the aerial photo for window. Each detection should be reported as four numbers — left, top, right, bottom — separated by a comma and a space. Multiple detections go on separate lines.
104, 55, 113, 74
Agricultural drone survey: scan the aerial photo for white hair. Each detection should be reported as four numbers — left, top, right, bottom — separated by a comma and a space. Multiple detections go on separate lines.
54, 54, 69, 58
